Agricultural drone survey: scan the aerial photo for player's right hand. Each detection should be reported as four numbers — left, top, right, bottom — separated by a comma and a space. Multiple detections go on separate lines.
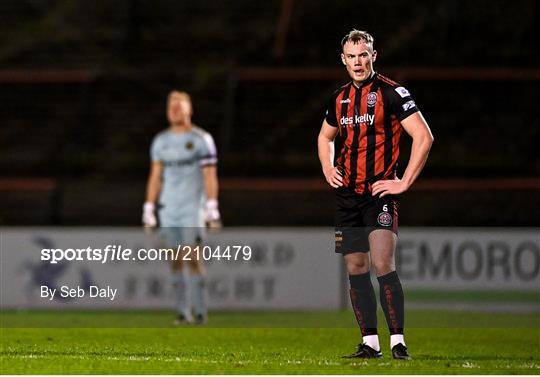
323, 166, 343, 188
142, 202, 157, 228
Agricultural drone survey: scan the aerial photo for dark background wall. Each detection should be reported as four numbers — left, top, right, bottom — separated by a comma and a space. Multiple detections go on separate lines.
1, 0, 539, 226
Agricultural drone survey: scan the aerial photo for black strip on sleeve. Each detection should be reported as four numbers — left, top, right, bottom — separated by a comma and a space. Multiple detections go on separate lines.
397, 106, 419, 122
388, 85, 420, 121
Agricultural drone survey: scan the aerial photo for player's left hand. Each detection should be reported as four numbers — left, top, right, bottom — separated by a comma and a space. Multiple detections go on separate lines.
371, 178, 409, 197
205, 199, 222, 231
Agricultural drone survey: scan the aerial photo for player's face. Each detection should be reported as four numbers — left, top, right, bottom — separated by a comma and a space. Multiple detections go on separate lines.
167, 96, 192, 125
341, 41, 377, 84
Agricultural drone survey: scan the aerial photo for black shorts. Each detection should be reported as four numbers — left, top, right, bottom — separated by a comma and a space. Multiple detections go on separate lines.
334, 187, 398, 254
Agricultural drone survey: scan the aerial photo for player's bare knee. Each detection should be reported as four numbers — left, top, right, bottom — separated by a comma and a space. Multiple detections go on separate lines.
344, 254, 370, 274
372, 260, 395, 276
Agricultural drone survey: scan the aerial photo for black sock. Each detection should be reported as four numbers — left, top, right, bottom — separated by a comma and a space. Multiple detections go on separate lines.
377, 270, 404, 335
349, 272, 378, 336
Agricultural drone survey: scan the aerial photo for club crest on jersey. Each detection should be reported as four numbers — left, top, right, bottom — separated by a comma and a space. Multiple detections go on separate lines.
367, 92, 378, 107
377, 212, 392, 227
185, 141, 194, 150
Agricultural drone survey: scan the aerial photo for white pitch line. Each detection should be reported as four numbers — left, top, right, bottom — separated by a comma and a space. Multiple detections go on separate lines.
16, 353, 539, 369
461, 361, 479, 368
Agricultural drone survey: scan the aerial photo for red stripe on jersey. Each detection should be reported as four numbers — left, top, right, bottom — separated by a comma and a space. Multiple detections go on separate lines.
374, 87, 386, 177
377, 74, 398, 86
353, 85, 369, 192
389, 116, 403, 177
343, 86, 359, 188
378, 71, 400, 173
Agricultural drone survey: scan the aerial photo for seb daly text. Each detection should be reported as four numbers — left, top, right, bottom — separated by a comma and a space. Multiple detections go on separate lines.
41, 285, 117, 301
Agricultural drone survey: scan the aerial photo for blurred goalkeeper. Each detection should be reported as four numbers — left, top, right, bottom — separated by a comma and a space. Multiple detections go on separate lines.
143, 90, 221, 324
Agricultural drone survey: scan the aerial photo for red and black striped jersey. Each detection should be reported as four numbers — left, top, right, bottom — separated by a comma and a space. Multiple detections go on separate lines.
325, 72, 420, 195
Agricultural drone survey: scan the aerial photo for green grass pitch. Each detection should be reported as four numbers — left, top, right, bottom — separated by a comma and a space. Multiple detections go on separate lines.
1, 310, 539, 374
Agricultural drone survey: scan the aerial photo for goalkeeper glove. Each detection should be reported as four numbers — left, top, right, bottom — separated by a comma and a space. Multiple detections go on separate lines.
142, 202, 157, 228
205, 199, 221, 229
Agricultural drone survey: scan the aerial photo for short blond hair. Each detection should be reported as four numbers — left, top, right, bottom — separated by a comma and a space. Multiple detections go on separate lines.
168, 90, 191, 104
341, 29, 374, 47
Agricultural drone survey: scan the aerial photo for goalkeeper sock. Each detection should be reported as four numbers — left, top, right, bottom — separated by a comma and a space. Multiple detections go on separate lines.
377, 270, 405, 335
172, 270, 191, 318
190, 273, 207, 317
349, 272, 378, 339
